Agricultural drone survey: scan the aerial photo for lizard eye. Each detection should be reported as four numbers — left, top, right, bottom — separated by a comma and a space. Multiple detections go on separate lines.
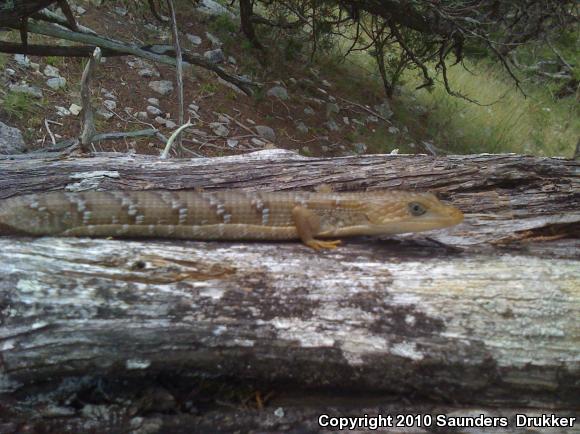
408, 202, 427, 216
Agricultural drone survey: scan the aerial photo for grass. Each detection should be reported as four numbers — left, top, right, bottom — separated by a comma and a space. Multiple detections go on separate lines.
403, 61, 579, 157
312, 37, 578, 157
0, 91, 36, 120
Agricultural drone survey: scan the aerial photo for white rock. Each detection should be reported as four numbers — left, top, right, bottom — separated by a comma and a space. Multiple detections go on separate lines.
148, 98, 160, 106
101, 88, 116, 99
148, 80, 173, 95
266, 86, 289, 100
209, 122, 229, 137
147, 106, 162, 116
136, 112, 149, 121
0, 121, 26, 154
227, 139, 238, 148
13, 54, 30, 67
321, 79, 332, 87
203, 49, 225, 64
55, 106, 71, 116
114, 6, 127, 16
217, 114, 230, 124
43, 65, 61, 78
97, 108, 114, 119
187, 34, 202, 45
342, 117, 350, 125
165, 120, 177, 129
104, 100, 117, 110
154, 116, 167, 125
251, 138, 265, 146
9, 84, 43, 98
139, 68, 159, 78
196, 0, 236, 18
188, 102, 199, 112
246, 118, 256, 125
255, 125, 276, 142
388, 126, 400, 134
296, 122, 309, 134
5, 68, 16, 76
69, 103, 82, 116
46, 77, 66, 90
76, 6, 87, 15
228, 56, 236, 65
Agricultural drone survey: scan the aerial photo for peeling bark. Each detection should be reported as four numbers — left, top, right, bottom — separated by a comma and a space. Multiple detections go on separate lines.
0, 150, 578, 428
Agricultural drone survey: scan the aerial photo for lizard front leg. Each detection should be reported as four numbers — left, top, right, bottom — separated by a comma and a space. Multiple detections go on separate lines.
292, 206, 341, 250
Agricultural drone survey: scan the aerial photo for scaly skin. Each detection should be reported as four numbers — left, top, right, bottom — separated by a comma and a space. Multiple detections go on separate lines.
0, 190, 464, 249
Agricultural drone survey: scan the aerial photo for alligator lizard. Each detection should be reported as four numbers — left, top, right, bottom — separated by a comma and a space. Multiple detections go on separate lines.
0, 190, 464, 249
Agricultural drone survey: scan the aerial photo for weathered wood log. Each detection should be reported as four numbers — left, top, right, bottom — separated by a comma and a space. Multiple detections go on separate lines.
0, 150, 579, 429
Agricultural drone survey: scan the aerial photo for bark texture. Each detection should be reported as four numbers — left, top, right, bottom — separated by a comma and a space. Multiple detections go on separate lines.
0, 150, 578, 431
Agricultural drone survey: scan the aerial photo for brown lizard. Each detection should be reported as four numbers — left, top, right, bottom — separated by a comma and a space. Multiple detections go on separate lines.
0, 190, 464, 250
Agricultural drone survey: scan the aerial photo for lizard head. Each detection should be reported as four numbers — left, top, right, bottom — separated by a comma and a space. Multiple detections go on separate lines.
362, 191, 464, 235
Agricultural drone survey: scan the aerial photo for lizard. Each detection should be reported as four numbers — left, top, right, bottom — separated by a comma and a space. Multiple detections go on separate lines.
0, 190, 464, 250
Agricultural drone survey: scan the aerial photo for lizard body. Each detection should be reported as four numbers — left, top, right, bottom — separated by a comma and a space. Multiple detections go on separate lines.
0, 190, 464, 249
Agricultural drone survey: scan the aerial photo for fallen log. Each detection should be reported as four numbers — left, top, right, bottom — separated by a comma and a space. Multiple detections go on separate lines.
0, 150, 578, 430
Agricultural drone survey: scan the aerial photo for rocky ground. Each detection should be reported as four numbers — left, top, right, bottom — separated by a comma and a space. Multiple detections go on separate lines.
0, 0, 427, 158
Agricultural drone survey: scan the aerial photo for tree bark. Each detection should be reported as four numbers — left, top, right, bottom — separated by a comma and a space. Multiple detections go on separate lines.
0, 150, 578, 430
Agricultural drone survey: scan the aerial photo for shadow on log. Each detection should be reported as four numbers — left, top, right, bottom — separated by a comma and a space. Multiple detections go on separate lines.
0, 150, 578, 432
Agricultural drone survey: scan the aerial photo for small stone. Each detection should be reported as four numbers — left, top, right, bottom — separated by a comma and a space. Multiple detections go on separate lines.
5, 68, 16, 76
255, 125, 276, 142
296, 122, 309, 134
101, 88, 116, 99
217, 114, 230, 124
9, 84, 43, 98
43, 65, 61, 78
266, 85, 289, 100
326, 102, 340, 117
103, 100, 117, 110
148, 98, 160, 106
97, 108, 114, 119
246, 118, 256, 125
375, 100, 393, 119
30, 63, 41, 73
321, 79, 332, 87
165, 120, 177, 129
304, 107, 315, 116
203, 49, 225, 64
367, 115, 379, 123
228, 56, 236, 65
114, 6, 128, 16
69, 104, 82, 116
209, 122, 229, 137
226, 139, 238, 148
317, 87, 327, 95
124, 107, 134, 115
187, 34, 202, 45
388, 126, 400, 134
139, 68, 160, 78
13, 54, 30, 67
149, 80, 173, 96
390, 148, 399, 155
251, 138, 265, 146
205, 31, 222, 47
154, 116, 167, 125
188, 102, 199, 112
342, 117, 350, 125
136, 111, 149, 121
0, 121, 26, 154
325, 119, 340, 132
354, 143, 367, 154
55, 106, 71, 116
147, 105, 163, 116
76, 6, 87, 15
46, 77, 66, 90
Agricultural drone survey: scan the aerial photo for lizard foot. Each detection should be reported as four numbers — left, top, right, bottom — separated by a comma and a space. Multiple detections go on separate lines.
305, 239, 342, 250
